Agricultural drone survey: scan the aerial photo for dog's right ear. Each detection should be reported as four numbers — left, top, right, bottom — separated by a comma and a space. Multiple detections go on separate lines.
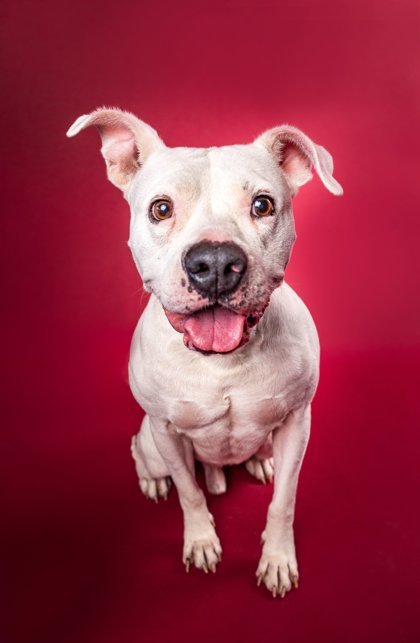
66, 107, 166, 192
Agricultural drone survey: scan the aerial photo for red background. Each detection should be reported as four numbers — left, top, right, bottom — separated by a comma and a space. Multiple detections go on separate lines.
2, 1, 420, 641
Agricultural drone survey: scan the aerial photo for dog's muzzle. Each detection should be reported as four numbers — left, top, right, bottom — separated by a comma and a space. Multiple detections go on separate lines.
183, 241, 247, 299
164, 241, 265, 354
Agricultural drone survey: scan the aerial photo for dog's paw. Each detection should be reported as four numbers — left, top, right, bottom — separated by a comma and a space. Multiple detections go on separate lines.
139, 476, 172, 502
245, 456, 274, 484
256, 547, 299, 598
183, 516, 222, 573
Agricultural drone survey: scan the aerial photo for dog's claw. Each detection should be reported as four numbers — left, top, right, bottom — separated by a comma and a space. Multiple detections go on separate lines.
272, 586, 277, 598
185, 559, 190, 573
210, 563, 216, 573
213, 547, 222, 562
280, 587, 286, 598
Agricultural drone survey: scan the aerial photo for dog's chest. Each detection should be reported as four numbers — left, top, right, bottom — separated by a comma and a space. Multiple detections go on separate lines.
167, 390, 289, 465
131, 346, 314, 467
130, 294, 318, 466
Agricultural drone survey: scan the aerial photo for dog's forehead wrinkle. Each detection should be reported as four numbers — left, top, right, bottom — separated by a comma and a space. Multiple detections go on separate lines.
130, 143, 283, 210
130, 147, 211, 207
206, 145, 283, 195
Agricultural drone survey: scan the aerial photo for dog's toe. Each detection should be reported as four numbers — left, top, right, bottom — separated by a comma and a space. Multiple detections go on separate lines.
256, 550, 299, 598
245, 456, 274, 484
183, 531, 222, 574
139, 476, 172, 502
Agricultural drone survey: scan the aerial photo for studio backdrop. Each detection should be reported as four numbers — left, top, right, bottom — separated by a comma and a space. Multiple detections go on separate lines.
1, 2, 419, 643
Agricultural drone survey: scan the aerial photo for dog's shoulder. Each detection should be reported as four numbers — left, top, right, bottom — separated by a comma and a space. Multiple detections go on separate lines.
261, 282, 319, 354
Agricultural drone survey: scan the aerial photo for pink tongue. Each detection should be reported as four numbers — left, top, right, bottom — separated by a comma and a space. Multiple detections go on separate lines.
183, 307, 246, 353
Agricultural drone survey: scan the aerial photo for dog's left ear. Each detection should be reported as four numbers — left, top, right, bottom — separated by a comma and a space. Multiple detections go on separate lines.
254, 125, 343, 197
66, 107, 166, 192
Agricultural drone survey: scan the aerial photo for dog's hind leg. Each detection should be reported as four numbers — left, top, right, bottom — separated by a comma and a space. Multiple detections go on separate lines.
203, 464, 227, 495
131, 414, 172, 502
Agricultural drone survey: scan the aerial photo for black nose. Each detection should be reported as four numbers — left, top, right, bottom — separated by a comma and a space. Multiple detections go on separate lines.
183, 241, 247, 298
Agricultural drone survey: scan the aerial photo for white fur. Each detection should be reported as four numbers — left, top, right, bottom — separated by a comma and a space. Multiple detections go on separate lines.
67, 108, 342, 596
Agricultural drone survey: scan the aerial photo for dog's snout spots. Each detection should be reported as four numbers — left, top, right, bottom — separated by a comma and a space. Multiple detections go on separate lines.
181, 278, 186, 287
273, 274, 284, 286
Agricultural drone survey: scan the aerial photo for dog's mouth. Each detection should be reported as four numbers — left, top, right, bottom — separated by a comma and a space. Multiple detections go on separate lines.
163, 304, 265, 354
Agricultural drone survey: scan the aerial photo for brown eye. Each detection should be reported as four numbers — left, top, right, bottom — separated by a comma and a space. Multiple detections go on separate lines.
251, 196, 274, 217
150, 199, 174, 221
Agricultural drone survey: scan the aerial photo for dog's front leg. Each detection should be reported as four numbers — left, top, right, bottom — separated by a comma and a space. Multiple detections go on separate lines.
256, 404, 311, 597
150, 418, 222, 573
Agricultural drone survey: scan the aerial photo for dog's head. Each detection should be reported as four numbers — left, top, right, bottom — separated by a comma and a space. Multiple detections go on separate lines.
67, 108, 342, 354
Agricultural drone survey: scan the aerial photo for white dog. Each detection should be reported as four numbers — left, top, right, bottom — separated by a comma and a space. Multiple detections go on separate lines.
67, 108, 342, 597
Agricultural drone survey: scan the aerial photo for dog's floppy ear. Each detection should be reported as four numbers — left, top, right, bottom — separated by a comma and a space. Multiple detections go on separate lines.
66, 107, 165, 191
254, 125, 343, 197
